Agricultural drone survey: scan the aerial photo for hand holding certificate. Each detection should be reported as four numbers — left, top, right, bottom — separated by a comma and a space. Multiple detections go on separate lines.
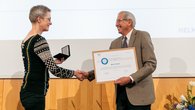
93, 47, 138, 83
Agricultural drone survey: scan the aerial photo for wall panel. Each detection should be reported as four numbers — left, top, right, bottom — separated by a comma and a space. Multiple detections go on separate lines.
0, 78, 194, 110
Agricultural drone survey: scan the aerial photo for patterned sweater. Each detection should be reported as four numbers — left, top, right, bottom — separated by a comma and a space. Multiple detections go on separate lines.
21, 34, 74, 95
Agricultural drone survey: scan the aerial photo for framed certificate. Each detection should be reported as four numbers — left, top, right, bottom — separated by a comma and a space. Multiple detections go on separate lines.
93, 47, 138, 83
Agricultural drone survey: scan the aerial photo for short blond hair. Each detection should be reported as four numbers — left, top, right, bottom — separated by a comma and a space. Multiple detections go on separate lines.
29, 5, 51, 23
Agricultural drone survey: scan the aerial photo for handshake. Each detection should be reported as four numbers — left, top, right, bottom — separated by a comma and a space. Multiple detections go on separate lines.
74, 70, 90, 81
55, 58, 94, 81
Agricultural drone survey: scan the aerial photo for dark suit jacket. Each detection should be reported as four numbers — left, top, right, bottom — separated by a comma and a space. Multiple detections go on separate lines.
88, 29, 157, 105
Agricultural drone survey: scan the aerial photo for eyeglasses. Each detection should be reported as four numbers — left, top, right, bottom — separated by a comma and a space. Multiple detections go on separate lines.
116, 19, 129, 23
42, 17, 51, 22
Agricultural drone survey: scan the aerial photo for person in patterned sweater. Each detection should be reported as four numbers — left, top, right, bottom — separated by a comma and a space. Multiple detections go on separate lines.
20, 5, 83, 110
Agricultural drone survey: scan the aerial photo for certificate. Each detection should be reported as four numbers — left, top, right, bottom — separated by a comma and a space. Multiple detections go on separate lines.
93, 47, 138, 83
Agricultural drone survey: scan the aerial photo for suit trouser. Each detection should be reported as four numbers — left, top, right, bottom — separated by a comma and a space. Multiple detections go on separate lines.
116, 85, 151, 110
20, 89, 45, 110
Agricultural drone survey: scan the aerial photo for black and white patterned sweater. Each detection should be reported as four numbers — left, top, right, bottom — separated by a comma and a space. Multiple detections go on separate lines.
21, 34, 74, 95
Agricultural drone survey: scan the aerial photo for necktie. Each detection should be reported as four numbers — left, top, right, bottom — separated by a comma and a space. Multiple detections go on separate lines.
122, 36, 128, 48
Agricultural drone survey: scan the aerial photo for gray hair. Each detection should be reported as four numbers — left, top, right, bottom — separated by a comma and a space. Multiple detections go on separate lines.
29, 5, 51, 23
120, 11, 136, 27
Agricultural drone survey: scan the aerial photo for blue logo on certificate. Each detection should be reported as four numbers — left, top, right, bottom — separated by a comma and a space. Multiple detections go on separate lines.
101, 58, 108, 65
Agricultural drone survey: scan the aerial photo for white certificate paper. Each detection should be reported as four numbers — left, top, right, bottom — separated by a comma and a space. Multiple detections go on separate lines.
93, 48, 138, 83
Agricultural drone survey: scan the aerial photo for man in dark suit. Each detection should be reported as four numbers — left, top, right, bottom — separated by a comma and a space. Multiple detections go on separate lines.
83, 11, 157, 110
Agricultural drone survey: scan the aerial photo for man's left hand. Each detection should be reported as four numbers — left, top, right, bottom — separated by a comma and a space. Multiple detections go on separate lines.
114, 76, 132, 86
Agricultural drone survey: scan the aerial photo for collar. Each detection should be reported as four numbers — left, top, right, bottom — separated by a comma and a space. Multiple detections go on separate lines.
123, 29, 133, 45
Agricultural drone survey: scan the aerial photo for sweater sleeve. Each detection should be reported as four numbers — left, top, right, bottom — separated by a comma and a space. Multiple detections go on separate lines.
33, 37, 74, 78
